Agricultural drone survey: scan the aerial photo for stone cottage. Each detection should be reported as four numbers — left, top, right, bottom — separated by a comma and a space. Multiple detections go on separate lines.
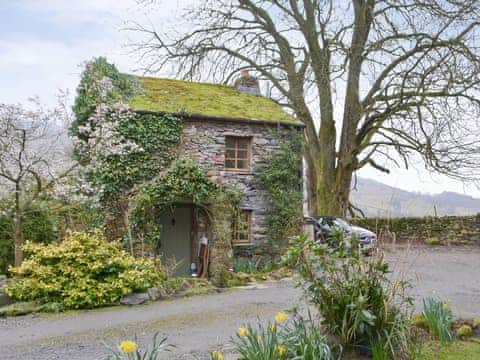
128, 72, 305, 275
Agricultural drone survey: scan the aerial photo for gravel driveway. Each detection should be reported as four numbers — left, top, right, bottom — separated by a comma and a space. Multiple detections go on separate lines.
1, 246, 478, 359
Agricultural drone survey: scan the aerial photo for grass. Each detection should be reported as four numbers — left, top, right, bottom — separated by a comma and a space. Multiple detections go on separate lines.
128, 76, 300, 124
417, 340, 480, 359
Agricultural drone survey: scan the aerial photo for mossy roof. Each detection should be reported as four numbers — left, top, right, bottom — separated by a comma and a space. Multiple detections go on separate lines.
128, 76, 301, 125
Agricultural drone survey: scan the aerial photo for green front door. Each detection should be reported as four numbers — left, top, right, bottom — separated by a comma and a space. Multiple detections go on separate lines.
158, 206, 191, 277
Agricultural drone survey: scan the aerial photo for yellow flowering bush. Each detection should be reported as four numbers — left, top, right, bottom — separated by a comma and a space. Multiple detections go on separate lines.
7, 231, 164, 309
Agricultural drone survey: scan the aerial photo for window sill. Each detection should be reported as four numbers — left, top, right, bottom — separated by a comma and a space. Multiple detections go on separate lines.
233, 243, 253, 247
224, 168, 254, 175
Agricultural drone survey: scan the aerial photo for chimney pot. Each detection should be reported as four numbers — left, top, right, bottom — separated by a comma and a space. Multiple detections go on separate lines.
234, 70, 261, 95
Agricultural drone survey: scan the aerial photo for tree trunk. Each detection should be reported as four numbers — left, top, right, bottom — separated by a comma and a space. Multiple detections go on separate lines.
13, 184, 23, 266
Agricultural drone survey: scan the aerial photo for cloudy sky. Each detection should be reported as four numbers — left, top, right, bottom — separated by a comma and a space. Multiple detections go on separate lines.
1, 0, 479, 198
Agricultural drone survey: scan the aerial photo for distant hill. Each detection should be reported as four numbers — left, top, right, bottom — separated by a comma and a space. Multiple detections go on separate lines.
350, 178, 480, 217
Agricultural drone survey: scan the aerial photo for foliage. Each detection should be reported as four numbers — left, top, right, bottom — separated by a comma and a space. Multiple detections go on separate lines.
71, 57, 140, 140
234, 322, 285, 360
283, 232, 412, 357
281, 312, 336, 360
0, 196, 102, 273
102, 332, 170, 360
422, 298, 453, 342
232, 258, 276, 274
130, 159, 220, 250
129, 76, 298, 123
233, 311, 335, 360
6, 231, 164, 309
412, 313, 429, 330
71, 57, 184, 202
91, 112, 183, 199
456, 325, 473, 338
256, 132, 303, 246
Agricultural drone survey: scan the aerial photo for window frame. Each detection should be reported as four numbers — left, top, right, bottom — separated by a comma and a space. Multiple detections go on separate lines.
224, 136, 252, 172
232, 210, 253, 246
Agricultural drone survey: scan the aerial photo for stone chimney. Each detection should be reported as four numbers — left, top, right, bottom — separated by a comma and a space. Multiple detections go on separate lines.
234, 70, 261, 95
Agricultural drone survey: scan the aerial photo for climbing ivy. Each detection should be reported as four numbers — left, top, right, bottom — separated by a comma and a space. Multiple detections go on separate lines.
92, 112, 183, 199
256, 132, 304, 247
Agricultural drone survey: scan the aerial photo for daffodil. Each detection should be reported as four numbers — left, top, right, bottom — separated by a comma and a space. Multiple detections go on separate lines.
275, 311, 288, 324
119, 340, 137, 354
238, 327, 249, 337
268, 324, 276, 332
277, 344, 287, 356
211, 350, 224, 360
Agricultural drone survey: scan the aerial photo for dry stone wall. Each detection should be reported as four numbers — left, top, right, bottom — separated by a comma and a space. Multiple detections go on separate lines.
350, 215, 480, 245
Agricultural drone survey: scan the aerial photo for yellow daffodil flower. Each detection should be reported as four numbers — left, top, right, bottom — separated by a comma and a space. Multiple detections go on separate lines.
238, 327, 249, 337
277, 344, 287, 356
275, 311, 288, 324
211, 350, 224, 360
119, 340, 137, 354
269, 324, 276, 332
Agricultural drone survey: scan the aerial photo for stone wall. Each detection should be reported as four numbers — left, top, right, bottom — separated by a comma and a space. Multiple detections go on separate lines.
180, 119, 303, 246
350, 215, 480, 245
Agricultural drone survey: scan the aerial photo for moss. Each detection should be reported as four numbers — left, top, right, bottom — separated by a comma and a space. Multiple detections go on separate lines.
417, 341, 480, 359
412, 313, 429, 329
128, 76, 300, 124
424, 236, 441, 245
456, 325, 474, 338
473, 318, 480, 329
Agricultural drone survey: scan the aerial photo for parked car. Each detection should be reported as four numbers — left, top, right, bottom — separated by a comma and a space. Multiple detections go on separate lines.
306, 216, 377, 253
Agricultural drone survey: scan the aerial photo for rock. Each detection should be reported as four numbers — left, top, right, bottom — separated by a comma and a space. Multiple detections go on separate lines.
120, 293, 150, 305
0, 292, 13, 307
0, 301, 43, 317
147, 286, 168, 301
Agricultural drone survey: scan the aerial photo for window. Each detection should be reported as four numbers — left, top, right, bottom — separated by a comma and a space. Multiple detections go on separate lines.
225, 136, 251, 171
233, 210, 252, 245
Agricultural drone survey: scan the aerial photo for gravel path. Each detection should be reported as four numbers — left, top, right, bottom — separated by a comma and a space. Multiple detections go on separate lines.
1, 246, 479, 359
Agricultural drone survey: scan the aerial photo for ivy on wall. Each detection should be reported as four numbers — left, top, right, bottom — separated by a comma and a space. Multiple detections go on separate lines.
256, 131, 304, 251
92, 112, 183, 199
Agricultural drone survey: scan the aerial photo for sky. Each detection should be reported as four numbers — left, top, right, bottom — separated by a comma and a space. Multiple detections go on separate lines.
1, 0, 479, 198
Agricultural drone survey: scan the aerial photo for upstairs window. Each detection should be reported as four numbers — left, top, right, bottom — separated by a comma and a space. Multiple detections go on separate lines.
233, 210, 252, 245
225, 136, 251, 171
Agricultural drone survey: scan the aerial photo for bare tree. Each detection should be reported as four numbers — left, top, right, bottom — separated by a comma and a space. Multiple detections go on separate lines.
128, 0, 480, 216
0, 98, 76, 265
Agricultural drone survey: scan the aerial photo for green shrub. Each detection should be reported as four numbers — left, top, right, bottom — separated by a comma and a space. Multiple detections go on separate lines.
456, 325, 473, 338
422, 298, 453, 342
424, 237, 441, 245
283, 233, 412, 357
7, 231, 164, 309
412, 313, 429, 329
282, 312, 336, 359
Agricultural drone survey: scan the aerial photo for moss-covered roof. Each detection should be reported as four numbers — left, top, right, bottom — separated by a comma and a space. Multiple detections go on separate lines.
128, 76, 301, 125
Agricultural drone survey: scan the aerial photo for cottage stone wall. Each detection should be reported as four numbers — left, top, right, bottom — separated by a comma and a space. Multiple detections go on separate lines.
180, 119, 303, 246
